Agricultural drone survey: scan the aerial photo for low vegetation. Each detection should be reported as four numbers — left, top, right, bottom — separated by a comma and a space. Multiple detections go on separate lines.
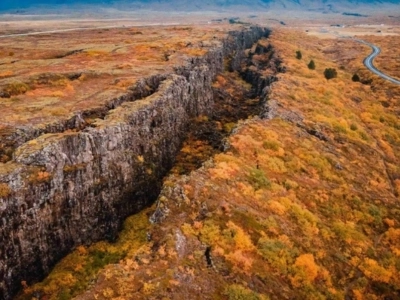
324, 67, 337, 80
0, 182, 11, 198
295, 50, 302, 59
15, 26, 400, 300
352, 73, 360, 82
307, 59, 315, 70
20, 209, 151, 299
0, 24, 227, 131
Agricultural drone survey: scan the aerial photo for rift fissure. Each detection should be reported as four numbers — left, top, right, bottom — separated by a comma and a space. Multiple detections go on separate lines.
0, 26, 279, 299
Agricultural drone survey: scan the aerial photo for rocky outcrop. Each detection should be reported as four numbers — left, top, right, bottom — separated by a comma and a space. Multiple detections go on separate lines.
0, 26, 272, 299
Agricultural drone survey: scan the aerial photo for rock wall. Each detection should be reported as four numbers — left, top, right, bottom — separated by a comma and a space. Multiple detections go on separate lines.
0, 26, 270, 299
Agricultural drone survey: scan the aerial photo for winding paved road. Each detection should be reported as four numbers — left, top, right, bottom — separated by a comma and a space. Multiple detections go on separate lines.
354, 39, 400, 85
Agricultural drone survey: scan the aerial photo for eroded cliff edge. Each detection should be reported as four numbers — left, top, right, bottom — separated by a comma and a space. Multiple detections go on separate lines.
0, 26, 277, 299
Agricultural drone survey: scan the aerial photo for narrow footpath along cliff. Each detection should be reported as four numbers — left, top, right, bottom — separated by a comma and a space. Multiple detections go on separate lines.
0, 26, 279, 299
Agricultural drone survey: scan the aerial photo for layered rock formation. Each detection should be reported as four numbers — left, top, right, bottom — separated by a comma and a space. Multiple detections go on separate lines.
0, 26, 271, 299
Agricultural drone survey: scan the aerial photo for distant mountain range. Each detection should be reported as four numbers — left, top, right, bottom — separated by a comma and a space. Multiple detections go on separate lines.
1, 0, 399, 12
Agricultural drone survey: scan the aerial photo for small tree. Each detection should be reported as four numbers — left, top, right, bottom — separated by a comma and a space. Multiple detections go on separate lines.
352, 74, 360, 82
308, 60, 315, 70
324, 68, 337, 80
296, 50, 302, 60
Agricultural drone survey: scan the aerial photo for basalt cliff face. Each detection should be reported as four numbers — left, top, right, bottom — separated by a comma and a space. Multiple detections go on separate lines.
0, 26, 274, 299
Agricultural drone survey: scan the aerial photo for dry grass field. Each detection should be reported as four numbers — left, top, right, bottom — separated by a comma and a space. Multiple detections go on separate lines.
0, 23, 224, 125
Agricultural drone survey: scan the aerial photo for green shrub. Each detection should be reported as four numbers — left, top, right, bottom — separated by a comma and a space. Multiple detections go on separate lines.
3, 81, 30, 96
247, 169, 271, 190
350, 123, 358, 131
225, 284, 268, 300
89, 249, 123, 270
352, 74, 360, 82
58, 289, 72, 300
296, 50, 302, 60
324, 68, 337, 80
262, 140, 280, 151
307, 60, 315, 70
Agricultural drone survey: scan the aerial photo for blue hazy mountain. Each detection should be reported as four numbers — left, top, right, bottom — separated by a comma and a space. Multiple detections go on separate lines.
0, 0, 399, 12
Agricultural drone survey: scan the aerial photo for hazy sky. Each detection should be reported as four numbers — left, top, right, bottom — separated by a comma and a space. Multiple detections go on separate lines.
1, 0, 400, 12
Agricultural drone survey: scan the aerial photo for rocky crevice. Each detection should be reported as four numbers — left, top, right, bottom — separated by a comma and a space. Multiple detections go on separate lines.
0, 28, 272, 163
0, 73, 168, 163
0, 26, 273, 299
